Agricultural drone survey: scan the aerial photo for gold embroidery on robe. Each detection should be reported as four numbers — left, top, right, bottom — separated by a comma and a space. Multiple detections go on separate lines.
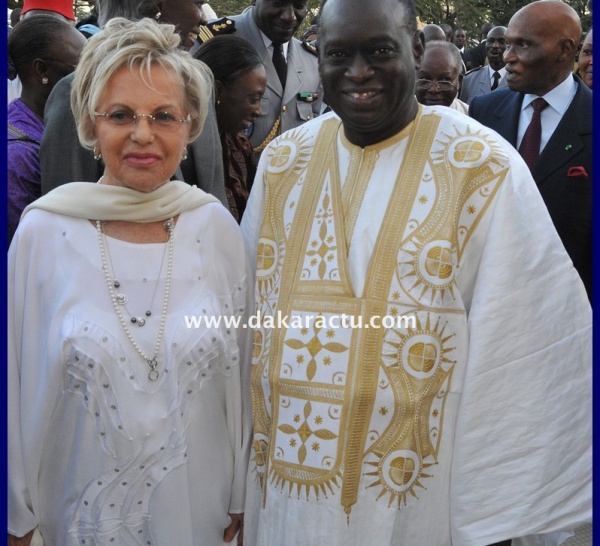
251, 108, 510, 515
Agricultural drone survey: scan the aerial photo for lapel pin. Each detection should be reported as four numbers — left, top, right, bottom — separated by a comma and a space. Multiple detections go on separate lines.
565, 144, 572, 150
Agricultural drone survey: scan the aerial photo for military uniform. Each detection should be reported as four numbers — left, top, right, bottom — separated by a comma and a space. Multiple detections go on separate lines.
459, 65, 507, 105
195, 10, 323, 153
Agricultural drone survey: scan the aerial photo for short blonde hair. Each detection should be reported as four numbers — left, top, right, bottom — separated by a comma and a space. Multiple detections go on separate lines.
71, 17, 213, 149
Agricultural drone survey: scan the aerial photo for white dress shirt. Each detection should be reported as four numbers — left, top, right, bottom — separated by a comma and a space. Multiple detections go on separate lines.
259, 29, 289, 60
487, 65, 506, 86
517, 75, 577, 153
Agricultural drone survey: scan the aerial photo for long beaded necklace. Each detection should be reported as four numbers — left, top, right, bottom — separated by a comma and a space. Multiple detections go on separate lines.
96, 218, 175, 381
102, 233, 169, 327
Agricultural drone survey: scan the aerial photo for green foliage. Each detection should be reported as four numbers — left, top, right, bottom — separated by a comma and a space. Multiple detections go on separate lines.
208, 0, 591, 47
8, 0, 590, 42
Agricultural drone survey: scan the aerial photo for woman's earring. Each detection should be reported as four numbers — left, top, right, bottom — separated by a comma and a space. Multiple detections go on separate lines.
182, 148, 188, 161
42, 77, 48, 85
93, 147, 102, 160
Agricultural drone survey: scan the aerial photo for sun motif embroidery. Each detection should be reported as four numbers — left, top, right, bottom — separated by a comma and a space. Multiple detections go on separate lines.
266, 129, 312, 174
366, 314, 456, 508
256, 237, 284, 296
399, 240, 456, 304
430, 125, 508, 170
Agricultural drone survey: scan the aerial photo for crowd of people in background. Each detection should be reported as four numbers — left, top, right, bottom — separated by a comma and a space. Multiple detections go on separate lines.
7, 0, 592, 545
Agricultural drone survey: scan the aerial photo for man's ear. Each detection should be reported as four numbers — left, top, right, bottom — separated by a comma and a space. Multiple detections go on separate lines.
413, 31, 425, 70
559, 37, 577, 61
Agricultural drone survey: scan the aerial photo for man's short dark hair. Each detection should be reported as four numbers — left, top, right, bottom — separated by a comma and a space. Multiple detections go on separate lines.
318, 0, 418, 34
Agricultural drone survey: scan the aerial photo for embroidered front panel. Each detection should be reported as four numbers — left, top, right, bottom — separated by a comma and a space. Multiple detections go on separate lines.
251, 111, 510, 515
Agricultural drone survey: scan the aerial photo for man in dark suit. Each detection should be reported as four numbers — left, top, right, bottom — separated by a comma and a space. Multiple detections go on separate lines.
452, 27, 471, 70
470, 0, 592, 300
467, 22, 494, 69
227, 0, 324, 153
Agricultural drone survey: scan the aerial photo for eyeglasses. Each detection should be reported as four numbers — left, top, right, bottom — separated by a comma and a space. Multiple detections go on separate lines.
94, 110, 192, 132
415, 78, 455, 91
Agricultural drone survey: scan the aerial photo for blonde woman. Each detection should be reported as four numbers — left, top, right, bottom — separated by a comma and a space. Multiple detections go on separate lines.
9, 18, 250, 546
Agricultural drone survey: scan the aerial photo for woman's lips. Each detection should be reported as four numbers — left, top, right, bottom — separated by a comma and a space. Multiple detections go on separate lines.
124, 153, 161, 167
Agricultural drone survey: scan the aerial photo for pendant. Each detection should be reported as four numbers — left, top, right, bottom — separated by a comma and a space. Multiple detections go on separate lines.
116, 293, 128, 305
148, 357, 159, 381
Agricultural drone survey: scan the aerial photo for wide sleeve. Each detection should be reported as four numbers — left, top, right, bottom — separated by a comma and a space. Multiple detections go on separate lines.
207, 206, 254, 514
450, 152, 592, 545
8, 221, 43, 537
226, 248, 254, 515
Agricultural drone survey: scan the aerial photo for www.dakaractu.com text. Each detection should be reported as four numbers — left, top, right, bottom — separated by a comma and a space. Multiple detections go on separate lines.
184, 311, 417, 330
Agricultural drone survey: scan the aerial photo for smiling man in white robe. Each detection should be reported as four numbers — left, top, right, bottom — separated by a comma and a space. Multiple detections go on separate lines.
240, 0, 592, 544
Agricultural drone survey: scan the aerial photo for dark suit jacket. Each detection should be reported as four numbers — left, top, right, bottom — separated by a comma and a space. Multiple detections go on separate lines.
468, 40, 486, 69
459, 48, 472, 71
40, 73, 227, 206
469, 77, 592, 299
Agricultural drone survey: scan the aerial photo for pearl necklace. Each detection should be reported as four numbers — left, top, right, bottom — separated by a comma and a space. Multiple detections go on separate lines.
103, 237, 169, 328
96, 218, 175, 381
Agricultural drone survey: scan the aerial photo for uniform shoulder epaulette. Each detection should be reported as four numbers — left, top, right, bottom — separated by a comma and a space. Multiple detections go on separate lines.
197, 17, 236, 44
301, 38, 318, 57
464, 65, 484, 76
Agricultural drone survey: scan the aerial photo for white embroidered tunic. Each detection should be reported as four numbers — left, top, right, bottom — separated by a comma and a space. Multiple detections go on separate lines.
240, 108, 592, 546
9, 204, 251, 546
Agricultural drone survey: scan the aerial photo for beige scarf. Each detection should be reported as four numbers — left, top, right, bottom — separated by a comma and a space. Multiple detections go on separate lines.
22, 180, 219, 222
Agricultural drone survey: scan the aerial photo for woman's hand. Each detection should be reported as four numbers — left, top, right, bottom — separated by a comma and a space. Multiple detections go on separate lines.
223, 512, 244, 545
